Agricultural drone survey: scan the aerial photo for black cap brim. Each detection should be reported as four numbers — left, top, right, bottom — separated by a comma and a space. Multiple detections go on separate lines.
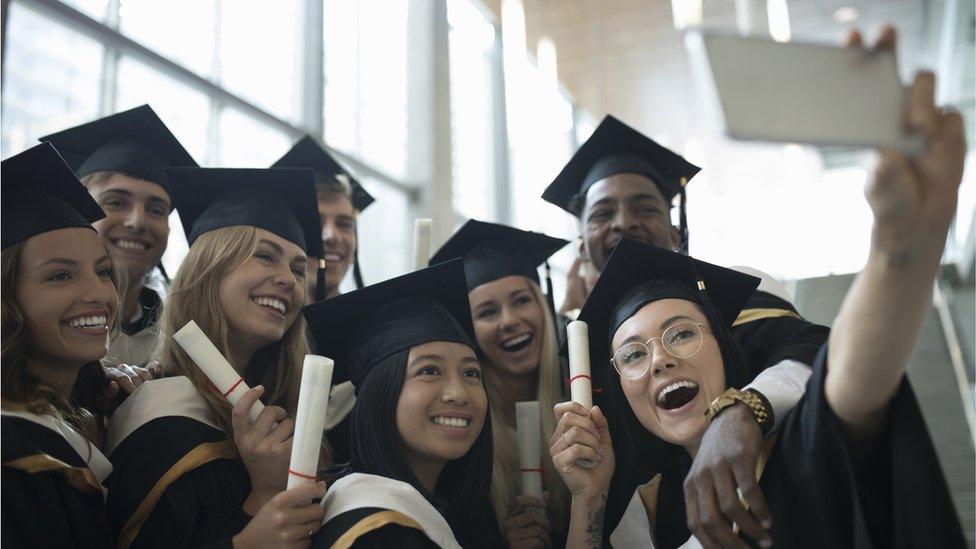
2, 143, 106, 249
430, 219, 569, 289
272, 135, 375, 212
542, 115, 700, 215
39, 104, 197, 197
576, 238, 759, 367
302, 259, 474, 385
165, 167, 323, 257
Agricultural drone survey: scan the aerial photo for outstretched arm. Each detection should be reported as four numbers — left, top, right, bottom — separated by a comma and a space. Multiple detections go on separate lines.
825, 27, 967, 458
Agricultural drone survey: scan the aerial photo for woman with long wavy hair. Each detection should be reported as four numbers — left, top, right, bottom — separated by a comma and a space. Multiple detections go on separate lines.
430, 220, 572, 548
1, 143, 120, 547
104, 168, 330, 549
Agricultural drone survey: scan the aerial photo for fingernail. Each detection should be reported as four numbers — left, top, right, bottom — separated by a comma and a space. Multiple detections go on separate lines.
255, 385, 264, 391
760, 538, 773, 548
762, 519, 773, 529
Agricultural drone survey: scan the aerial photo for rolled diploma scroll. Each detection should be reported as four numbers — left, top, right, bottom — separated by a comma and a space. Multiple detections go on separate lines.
174, 320, 265, 423
412, 218, 432, 271
566, 320, 596, 468
287, 355, 334, 489
516, 401, 544, 502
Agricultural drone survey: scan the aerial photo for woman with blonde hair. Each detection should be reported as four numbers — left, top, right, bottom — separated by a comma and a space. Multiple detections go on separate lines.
430, 220, 571, 548
1, 143, 121, 547
105, 168, 329, 549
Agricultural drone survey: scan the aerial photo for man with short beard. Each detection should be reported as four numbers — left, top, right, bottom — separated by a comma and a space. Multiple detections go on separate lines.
42, 105, 197, 371
543, 115, 829, 544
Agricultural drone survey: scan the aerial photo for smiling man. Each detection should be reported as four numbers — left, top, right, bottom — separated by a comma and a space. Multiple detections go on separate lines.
42, 105, 197, 367
272, 136, 375, 302
543, 115, 829, 544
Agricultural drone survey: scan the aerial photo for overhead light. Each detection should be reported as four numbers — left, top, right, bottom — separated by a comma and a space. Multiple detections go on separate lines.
671, 0, 703, 30
767, 0, 791, 43
832, 6, 859, 24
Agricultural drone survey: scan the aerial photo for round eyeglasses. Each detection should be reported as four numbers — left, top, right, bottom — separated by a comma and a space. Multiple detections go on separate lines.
610, 321, 706, 380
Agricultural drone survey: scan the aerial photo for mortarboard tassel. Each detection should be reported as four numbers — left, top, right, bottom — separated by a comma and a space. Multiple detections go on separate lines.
692, 271, 748, 388
315, 258, 327, 302
678, 183, 689, 255
352, 233, 365, 289
544, 260, 561, 341
157, 262, 171, 284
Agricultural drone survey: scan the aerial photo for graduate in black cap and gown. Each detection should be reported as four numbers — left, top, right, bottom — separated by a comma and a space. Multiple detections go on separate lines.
304, 260, 502, 548
542, 114, 829, 538
42, 104, 198, 369
552, 235, 966, 548
272, 135, 375, 301
1, 143, 119, 548
104, 168, 330, 549
272, 135, 375, 463
430, 220, 572, 545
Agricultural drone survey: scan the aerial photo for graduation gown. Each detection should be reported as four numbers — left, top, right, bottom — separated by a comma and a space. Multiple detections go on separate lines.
105, 285, 164, 367
1, 409, 114, 548
105, 376, 251, 549
731, 290, 829, 370
608, 345, 967, 549
313, 473, 460, 549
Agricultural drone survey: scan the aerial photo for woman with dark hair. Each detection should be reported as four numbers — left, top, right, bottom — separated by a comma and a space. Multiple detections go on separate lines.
304, 260, 501, 548
549, 57, 967, 548
1, 143, 121, 547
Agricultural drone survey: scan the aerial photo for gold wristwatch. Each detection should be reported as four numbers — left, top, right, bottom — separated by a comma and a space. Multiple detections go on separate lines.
706, 388, 773, 435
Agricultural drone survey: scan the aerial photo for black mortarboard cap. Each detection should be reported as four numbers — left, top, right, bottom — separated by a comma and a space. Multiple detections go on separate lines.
429, 220, 569, 290
576, 238, 759, 367
165, 168, 323, 257
39, 105, 197, 198
302, 259, 475, 387
542, 115, 700, 216
272, 135, 375, 212
2, 143, 106, 249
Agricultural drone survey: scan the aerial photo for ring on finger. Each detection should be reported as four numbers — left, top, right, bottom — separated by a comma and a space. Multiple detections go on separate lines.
515, 514, 526, 528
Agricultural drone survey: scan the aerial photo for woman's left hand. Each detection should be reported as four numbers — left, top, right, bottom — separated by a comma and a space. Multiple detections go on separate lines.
505, 493, 552, 549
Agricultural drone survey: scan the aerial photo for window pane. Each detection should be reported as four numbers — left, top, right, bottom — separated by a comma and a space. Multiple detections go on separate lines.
116, 57, 211, 163
448, 0, 497, 220
1, 3, 103, 158
118, 0, 216, 77
219, 0, 300, 122
353, 178, 411, 287
218, 108, 291, 167
324, 0, 408, 179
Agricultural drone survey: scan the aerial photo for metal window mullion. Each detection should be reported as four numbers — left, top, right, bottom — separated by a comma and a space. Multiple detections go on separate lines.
489, 24, 512, 224
13, 0, 416, 197
299, 0, 324, 138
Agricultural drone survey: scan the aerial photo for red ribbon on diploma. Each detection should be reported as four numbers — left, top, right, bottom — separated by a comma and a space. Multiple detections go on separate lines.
223, 377, 245, 398
288, 469, 317, 480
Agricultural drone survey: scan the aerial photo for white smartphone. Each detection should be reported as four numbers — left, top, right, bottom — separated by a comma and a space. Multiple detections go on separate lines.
700, 31, 923, 153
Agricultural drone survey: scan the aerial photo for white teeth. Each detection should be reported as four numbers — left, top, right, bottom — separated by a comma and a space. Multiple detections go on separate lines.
657, 380, 699, 404
115, 239, 147, 250
501, 334, 531, 350
67, 315, 107, 328
432, 416, 469, 428
323, 253, 342, 261
254, 297, 287, 314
